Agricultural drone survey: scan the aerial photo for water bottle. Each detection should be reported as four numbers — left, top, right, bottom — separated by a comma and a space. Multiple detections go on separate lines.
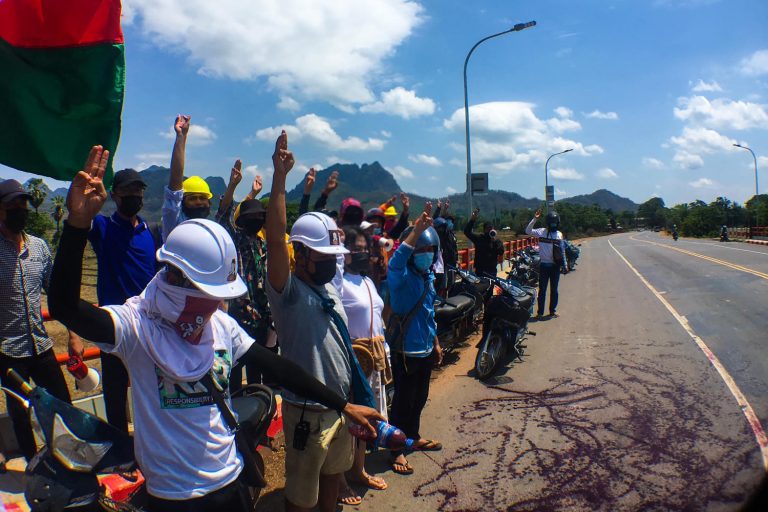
66, 355, 100, 392
349, 420, 416, 451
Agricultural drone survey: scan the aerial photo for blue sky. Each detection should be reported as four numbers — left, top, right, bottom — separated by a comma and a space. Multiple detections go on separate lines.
3, 0, 768, 207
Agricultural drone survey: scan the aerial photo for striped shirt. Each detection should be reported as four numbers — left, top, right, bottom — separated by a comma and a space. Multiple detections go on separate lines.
0, 231, 54, 357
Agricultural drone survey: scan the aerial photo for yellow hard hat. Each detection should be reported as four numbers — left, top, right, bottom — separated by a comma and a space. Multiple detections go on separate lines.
384, 205, 398, 217
182, 176, 213, 199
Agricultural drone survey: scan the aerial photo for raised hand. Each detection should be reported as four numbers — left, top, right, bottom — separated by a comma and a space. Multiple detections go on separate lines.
413, 211, 433, 235
436, 198, 443, 210
424, 200, 433, 218
323, 170, 339, 195
534, 209, 542, 219
444, 199, 451, 214
66, 145, 109, 229
272, 130, 295, 176
471, 208, 480, 220
174, 114, 191, 137
303, 168, 317, 195
386, 194, 397, 207
400, 192, 410, 212
252, 174, 263, 196
229, 159, 243, 187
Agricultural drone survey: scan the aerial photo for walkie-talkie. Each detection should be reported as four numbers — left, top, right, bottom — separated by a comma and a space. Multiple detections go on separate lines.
293, 401, 310, 451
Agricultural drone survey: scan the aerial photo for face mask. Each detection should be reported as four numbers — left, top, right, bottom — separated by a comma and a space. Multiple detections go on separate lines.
373, 227, 382, 236
117, 195, 143, 217
309, 257, 338, 286
548, 223, 558, 230
446, 221, 454, 231
348, 251, 370, 274
239, 217, 265, 236
182, 204, 211, 219
384, 219, 396, 233
3, 208, 29, 233
412, 252, 433, 272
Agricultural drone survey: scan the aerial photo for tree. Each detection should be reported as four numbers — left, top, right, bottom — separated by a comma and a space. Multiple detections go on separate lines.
637, 197, 667, 228
51, 196, 65, 236
26, 178, 47, 213
25, 211, 54, 240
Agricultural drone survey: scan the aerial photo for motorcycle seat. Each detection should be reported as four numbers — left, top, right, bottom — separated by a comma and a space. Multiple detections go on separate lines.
435, 293, 475, 321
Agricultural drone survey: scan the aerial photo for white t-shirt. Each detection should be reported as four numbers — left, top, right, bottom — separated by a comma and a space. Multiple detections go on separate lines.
526, 219, 566, 265
341, 273, 384, 339
101, 304, 254, 500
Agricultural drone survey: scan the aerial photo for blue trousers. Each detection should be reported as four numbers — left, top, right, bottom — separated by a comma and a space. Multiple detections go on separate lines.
537, 263, 561, 315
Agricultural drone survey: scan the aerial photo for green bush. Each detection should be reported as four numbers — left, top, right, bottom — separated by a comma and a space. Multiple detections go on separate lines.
25, 211, 54, 241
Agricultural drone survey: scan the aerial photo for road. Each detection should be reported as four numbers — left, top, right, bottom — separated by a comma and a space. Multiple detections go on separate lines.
351, 232, 768, 511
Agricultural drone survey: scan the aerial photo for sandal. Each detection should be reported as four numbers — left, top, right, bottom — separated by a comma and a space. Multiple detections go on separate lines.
337, 483, 362, 506
349, 473, 388, 490
389, 458, 414, 475
415, 439, 443, 451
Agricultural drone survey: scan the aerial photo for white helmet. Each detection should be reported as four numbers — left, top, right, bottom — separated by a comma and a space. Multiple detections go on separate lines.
156, 219, 247, 299
289, 212, 349, 255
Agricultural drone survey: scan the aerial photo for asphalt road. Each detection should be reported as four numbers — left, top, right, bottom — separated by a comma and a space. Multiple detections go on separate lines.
352, 232, 768, 512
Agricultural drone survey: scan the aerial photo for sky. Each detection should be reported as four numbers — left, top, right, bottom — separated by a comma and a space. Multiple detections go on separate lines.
2, 0, 768, 206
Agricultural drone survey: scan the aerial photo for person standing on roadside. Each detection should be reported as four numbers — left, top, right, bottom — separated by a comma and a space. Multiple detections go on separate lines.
464, 208, 504, 277
526, 210, 568, 318
88, 168, 160, 432
162, 114, 214, 240
0, 179, 76, 460
266, 130, 381, 512
387, 205, 444, 476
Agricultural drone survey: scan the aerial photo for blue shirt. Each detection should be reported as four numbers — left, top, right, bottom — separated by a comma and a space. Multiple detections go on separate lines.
89, 213, 158, 306
387, 242, 436, 357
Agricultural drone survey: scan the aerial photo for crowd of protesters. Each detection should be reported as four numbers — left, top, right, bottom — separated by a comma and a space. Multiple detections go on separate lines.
0, 115, 561, 511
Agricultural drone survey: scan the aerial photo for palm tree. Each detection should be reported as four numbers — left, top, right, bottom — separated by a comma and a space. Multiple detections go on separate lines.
26, 178, 47, 213
51, 196, 65, 235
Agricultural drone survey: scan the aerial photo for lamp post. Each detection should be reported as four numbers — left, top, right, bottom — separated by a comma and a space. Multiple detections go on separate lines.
544, 148, 573, 212
733, 143, 759, 228
464, 21, 536, 214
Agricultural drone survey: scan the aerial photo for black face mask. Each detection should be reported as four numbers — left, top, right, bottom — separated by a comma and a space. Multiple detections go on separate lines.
182, 204, 211, 219
239, 217, 265, 236
117, 196, 143, 217
348, 251, 370, 275
4, 208, 29, 233
309, 258, 338, 286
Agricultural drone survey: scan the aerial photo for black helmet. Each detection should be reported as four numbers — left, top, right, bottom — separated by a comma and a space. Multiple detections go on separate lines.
545, 211, 560, 229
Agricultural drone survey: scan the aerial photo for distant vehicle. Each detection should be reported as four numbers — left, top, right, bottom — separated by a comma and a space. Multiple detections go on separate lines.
502, 226, 511, 231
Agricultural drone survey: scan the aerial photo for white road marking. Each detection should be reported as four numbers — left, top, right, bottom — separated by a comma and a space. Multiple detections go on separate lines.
639, 233, 768, 256
608, 238, 768, 470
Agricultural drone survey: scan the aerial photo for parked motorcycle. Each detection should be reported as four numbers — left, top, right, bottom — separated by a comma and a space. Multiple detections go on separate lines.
2, 370, 277, 512
564, 241, 581, 271
474, 275, 535, 380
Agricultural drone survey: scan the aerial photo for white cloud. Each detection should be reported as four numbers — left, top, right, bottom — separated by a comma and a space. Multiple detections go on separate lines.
135, 152, 168, 162
643, 157, 665, 169
585, 110, 619, 120
555, 187, 567, 197
673, 95, 768, 131
380, 130, 392, 138
359, 87, 436, 119
443, 102, 601, 175
596, 167, 618, 179
739, 49, 768, 77
244, 164, 259, 174
390, 165, 415, 179
161, 124, 217, 146
123, 0, 424, 105
408, 154, 442, 166
445, 186, 458, 194
254, 114, 385, 151
554, 106, 573, 118
673, 151, 704, 169
690, 177, 716, 188
326, 156, 351, 165
669, 126, 736, 154
759, 156, 768, 168
448, 158, 464, 167
691, 79, 722, 92
549, 167, 584, 180
277, 96, 301, 112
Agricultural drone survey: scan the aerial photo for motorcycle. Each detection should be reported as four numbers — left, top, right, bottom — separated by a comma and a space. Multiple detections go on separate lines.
1, 370, 278, 512
474, 275, 535, 380
505, 252, 539, 287
672, 231, 679, 241
434, 273, 480, 352
564, 241, 580, 271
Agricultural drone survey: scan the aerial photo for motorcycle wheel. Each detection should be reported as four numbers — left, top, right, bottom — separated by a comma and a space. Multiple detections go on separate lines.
475, 331, 505, 380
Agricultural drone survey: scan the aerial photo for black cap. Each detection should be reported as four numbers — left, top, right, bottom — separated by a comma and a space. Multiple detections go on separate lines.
0, 179, 33, 204
112, 169, 146, 191
234, 199, 266, 228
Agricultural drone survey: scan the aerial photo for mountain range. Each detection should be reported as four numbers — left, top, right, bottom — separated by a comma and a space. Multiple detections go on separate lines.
6, 162, 638, 221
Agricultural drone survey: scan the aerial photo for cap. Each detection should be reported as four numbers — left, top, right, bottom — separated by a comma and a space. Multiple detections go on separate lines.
360, 221, 373, 230
111, 169, 146, 191
233, 199, 266, 227
0, 179, 32, 204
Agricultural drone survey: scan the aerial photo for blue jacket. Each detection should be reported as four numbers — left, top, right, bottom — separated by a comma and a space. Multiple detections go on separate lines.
387, 242, 436, 357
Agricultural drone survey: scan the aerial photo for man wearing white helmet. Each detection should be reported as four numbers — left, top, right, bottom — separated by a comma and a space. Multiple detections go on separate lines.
48, 145, 383, 511
266, 131, 374, 512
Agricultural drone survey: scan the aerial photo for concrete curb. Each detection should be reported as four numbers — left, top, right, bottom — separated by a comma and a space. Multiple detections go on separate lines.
745, 239, 768, 246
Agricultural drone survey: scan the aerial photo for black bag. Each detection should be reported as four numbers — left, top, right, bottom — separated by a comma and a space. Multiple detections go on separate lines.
204, 374, 273, 488
384, 278, 429, 356
553, 240, 564, 266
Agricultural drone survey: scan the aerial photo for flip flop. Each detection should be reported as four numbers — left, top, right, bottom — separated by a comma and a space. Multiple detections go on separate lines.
338, 495, 363, 506
350, 474, 388, 490
389, 459, 414, 475
415, 439, 443, 451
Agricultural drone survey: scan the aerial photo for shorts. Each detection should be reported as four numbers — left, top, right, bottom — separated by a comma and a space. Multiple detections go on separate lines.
282, 404, 354, 508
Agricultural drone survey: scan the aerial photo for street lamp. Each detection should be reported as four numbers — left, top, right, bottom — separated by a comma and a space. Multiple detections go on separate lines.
463, 21, 536, 214
544, 148, 573, 212
733, 143, 759, 197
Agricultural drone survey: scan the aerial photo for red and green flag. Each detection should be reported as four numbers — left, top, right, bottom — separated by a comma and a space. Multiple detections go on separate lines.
0, 0, 125, 184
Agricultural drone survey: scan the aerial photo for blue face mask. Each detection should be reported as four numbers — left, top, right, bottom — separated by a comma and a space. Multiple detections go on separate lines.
373, 227, 382, 236
413, 252, 433, 272
446, 220, 454, 230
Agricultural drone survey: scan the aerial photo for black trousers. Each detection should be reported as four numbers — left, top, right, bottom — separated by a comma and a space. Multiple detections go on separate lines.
537, 263, 561, 315
101, 351, 130, 432
146, 473, 252, 512
0, 349, 71, 460
389, 350, 434, 458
